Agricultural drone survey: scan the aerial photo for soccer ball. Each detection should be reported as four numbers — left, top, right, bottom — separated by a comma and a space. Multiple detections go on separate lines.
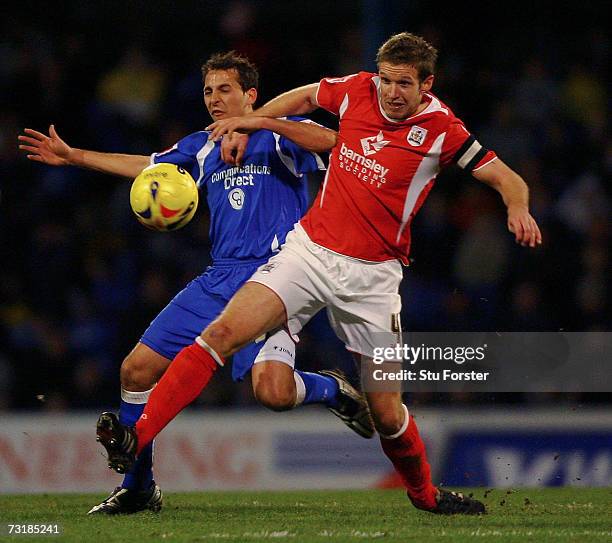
130, 163, 199, 231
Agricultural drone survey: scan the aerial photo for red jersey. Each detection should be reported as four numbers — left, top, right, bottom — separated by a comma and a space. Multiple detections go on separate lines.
300, 72, 497, 264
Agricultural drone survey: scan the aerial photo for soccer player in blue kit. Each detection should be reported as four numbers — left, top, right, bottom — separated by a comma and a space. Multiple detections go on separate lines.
18, 51, 373, 514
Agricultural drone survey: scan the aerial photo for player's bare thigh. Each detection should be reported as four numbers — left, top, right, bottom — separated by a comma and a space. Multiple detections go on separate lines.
251, 361, 296, 411
201, 282, 286, 357
120, 342, 171, 391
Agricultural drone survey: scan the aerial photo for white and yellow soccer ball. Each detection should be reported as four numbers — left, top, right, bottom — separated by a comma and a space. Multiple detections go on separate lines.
130, 163, 199, 231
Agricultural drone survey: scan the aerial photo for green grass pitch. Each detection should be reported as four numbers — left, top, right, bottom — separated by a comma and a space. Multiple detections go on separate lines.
0, 489, 610, 542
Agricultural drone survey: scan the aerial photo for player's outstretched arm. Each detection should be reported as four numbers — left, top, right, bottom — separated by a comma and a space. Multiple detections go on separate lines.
472, 158, 543, 248
254, 83, 320, 117
207, 83, 320, 141
18, 124, 150, 179
217, 118, 336, 166
260, 117, 337, 152
217, 117, 336, 166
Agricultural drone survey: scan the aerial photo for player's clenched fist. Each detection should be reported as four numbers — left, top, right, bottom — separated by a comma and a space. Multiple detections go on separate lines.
220, 132, 250, 166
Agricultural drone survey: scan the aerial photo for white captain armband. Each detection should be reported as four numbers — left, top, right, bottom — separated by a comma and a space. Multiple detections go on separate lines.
453, 135, 489, 171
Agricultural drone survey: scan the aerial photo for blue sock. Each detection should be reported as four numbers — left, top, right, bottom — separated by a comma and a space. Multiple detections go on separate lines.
294, 371, 340, 409
119, 390, 154, 491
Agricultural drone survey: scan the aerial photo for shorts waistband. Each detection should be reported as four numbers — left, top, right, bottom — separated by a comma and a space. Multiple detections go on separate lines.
295, 223, 402, 267
212, 257, 271, 268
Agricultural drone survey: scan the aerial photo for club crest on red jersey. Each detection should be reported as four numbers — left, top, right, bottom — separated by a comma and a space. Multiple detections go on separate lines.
407, 125, 428, 147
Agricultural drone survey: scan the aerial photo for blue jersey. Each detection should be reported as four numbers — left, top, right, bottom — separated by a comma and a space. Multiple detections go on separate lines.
142, 118, 325, 380
151, 117, 325, 262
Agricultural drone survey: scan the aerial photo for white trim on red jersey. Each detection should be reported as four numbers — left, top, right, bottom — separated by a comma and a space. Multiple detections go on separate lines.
472, 155, 498, 172
315, 73, 359, 109
319, 167, 331, 207
396, 132, 445, 243
421, 93, 449, 116
338, 93, 349, 119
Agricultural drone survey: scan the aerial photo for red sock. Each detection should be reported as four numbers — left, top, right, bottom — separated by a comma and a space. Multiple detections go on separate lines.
135, 340, 222, 454
380, 409, 437, 510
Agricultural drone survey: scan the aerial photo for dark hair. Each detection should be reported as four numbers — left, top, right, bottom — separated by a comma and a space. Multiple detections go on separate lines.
376, 32, 438, 81
201, 51, 259, 91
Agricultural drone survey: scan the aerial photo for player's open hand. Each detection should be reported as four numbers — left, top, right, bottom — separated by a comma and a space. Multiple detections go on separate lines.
18, 125, 73, 166
507, 205, 542, 248
220, 132, 250, 167
206, 116, 265, 142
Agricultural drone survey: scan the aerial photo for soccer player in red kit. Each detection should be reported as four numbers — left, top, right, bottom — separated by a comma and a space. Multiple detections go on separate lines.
98, 33, 542, 515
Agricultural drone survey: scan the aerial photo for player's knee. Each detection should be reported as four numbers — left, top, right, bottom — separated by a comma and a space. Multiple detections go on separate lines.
120, 355, 158, 390
370, 408, 405, 436
202, 321, 239, 357
254, 378, 295, 412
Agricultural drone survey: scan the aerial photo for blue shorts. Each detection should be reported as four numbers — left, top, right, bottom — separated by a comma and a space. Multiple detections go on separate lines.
140, 259, 269, 381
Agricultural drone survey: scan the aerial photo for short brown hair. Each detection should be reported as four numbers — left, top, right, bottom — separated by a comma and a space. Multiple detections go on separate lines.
201, 51, 259, 92
376, 32, 438, 81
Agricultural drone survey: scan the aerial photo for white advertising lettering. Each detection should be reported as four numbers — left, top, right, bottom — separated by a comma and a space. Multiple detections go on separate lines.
338, 141, 389, 188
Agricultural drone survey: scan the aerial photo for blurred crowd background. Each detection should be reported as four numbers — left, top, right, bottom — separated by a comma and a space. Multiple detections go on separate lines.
0, 1, 609, 411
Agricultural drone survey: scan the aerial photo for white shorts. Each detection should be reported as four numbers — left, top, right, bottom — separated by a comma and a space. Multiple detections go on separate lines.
248, 224, 403, 358
253, 328, 296, 368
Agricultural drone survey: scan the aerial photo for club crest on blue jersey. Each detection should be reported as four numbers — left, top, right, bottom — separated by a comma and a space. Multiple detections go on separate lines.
228, 188, 245, 210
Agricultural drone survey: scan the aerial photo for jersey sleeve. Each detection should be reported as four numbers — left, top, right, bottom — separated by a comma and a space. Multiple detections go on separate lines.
276, 119, 326, 176
151, 132, 211, 184
440, 119, 497, 172
315, 73, 360, 115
